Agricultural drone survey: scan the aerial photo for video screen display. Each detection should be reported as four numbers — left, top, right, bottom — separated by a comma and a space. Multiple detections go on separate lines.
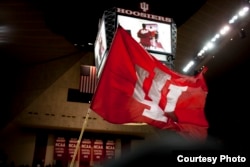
94, 18, 107, 73
117, 15, 172, 55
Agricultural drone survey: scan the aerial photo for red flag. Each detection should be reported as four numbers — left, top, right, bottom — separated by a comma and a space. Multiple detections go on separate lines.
90, 26, 209, 140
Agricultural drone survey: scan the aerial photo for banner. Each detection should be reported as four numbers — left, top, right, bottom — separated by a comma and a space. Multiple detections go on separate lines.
80, 139, 92, 162
54, 137, 67, 160
68, 138, 78, 160
105, 140, 115, 160
90, 25, 209, 140
93, 139, 104, 161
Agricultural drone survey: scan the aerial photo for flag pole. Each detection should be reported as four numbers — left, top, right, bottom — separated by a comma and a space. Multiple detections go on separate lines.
70, 108, 91, 167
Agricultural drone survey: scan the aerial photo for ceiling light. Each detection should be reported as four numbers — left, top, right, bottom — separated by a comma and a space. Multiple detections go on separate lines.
219, 25, 230, 35
229, 15, 238, 24
238, 7, 249, 17
205, 42, 214, 50
211, 34, 220, 42
182, 5, 249, 73
183, 60, 195, 73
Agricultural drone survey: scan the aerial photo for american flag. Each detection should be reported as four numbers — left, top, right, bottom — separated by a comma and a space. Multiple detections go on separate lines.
79, 65, 98, 94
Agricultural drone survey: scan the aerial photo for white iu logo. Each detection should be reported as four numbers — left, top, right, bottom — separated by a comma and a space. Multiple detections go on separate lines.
140, 2, 149, 12
133, 65, 187, 122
